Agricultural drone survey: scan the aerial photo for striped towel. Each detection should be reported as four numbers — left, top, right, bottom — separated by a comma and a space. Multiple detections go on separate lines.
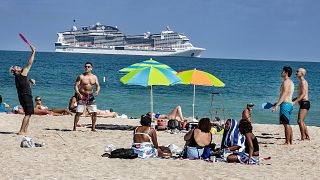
224, 119, 245, 152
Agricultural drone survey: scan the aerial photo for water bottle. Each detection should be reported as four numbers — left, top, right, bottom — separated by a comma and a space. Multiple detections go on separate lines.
151, 120, 157, 130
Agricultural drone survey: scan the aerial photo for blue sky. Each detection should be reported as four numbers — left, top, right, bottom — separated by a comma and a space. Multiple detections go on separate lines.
0, 0, 319, 61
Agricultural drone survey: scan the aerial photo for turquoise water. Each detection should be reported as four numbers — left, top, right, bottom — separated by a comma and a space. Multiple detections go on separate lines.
0, 50, 319, 126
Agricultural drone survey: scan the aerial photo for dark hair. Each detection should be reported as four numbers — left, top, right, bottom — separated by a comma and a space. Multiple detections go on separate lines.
283, 66, 292, 77
198, 118, 211, 133
238, 119, 253, 134
0, 95, 2, 103
140, 114, 151, 126
85, 62, 93, 67
35, 96, 41, 101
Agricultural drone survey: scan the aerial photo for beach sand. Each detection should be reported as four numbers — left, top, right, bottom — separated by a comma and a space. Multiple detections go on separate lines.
0, 114, 319, 180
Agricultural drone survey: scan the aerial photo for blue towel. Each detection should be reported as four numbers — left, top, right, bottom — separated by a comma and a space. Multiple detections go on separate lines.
224, 119, 245, 152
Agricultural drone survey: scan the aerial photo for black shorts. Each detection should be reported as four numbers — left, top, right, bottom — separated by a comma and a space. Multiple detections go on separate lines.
299, 101, 310, 111
18, 95, 34, 115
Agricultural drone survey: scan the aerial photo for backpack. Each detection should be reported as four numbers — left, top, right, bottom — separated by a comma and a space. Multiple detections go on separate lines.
109, 148, 138, 159
167, 119, 181, 130
201, 147, 211, 159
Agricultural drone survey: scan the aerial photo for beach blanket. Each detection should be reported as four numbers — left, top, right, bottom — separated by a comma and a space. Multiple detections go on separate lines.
223, 119, 245, 152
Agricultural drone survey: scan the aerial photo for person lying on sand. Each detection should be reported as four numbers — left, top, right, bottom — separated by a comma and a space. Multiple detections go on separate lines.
34, 96, 72, 116
81, 107, 118, 118
148, 105, 187, 129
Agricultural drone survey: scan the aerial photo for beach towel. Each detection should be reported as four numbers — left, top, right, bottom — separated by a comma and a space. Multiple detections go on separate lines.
223, 119, 245, 152
237, 151, 259, 165
132, 142, 157, 158
279, 102, 293, 124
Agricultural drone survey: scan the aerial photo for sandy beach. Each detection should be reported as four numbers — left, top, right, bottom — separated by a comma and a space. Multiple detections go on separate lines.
0, 113, 319, 180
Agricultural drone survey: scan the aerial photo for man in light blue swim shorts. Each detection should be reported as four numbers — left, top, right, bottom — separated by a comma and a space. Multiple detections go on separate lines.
272, 66, 294, 145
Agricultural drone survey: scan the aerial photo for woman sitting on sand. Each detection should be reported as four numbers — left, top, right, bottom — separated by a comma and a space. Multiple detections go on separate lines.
68, 93, 78, 113
184, 118, 213, 159
221, 119, 245, 162
132, 114, 159, 158
34, 96, 72, 116
226, 119, 259, 164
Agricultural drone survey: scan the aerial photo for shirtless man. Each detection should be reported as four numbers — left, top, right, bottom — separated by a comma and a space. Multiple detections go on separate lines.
242, 103, 254, 123
272, 66, 294, 145
9, 45, 36, 135
292, 68, 310, 140
73, 62, 100, 131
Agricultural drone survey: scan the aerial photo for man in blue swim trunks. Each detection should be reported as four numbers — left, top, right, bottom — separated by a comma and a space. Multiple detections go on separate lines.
272, 66, 294, 145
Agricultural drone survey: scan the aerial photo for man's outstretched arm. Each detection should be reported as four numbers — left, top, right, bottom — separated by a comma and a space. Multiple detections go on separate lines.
21, 45, 36, 76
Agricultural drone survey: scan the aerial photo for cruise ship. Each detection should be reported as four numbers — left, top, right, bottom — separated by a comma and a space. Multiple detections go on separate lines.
55, 22, 205, 57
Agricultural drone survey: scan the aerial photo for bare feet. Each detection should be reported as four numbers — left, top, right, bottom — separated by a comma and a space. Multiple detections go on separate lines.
17, 132, 26, 135
282, 142, 292, 145
91, 129, 97, 132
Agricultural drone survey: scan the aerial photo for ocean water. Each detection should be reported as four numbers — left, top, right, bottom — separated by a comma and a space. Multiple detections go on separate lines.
0, 50, 319, 126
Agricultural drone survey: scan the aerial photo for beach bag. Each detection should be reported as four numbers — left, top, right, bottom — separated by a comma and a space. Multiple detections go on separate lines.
109, 148, 138, 159
20, 136, 35, 148
186, 122, 198, 131
201, 147, 211, 159
167, 119, 181, 130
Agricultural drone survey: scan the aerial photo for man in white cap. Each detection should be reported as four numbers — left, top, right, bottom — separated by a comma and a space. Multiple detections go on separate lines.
242, 103, 254, 123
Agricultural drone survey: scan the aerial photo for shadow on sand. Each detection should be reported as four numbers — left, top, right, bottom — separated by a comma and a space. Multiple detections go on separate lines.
86, 124, 137, 131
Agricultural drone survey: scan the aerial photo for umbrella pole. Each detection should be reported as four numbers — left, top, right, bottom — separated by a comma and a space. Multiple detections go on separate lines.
150, 85, 153, 121
193, 84, 195, 120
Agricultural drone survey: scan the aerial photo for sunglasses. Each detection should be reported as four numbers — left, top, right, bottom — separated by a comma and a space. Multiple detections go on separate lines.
84, 66, 92, 68
35, 99, 41, 101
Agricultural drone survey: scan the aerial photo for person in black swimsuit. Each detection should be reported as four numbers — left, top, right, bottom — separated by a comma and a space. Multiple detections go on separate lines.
239, 119, 259, 159
9, 45, 36, 135
227, 119, 259, 163
293, 68, 310, 140
184, 118, 212, 159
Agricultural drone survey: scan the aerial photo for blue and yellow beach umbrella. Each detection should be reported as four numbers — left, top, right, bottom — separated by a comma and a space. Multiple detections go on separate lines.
119, 58, 177, 74
120, 66, 181, 121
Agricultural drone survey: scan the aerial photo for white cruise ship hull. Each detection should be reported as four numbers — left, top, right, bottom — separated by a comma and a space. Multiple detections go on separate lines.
55, 46, 205, 57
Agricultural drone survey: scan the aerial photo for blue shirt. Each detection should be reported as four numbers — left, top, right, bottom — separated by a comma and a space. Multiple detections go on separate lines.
0, 103, 6, 112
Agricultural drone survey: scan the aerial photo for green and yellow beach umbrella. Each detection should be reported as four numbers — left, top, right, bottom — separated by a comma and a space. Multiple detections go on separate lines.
120, 66, 181, 122
119, 58, 177, 74
177, 68, 225, 120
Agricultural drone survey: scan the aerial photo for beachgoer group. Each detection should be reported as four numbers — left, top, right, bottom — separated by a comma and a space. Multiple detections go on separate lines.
1, 41, 312, 165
